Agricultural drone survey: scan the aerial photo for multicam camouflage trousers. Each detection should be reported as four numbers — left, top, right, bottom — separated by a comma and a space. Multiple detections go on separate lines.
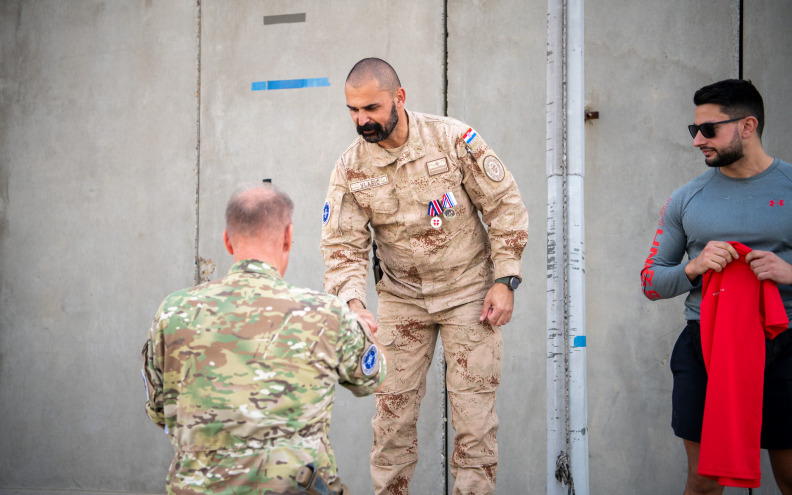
371, 291, 503, 495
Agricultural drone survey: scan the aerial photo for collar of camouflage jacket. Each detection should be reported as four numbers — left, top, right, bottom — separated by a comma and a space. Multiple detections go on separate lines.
363, 109, 426, 169
230, 259, 280, 278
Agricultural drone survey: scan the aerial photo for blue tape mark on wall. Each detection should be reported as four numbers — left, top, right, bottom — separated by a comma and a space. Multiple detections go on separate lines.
252, 78, 330, 91
573, 335, 587, 348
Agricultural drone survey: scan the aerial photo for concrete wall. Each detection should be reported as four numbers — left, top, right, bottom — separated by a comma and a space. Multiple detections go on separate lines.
586, 0, 737, 491
586, 1, 792, 493
0, 1, 198, 493
1, 1, 791, 494
446, 2, 547, 492
196, 1, 448, 492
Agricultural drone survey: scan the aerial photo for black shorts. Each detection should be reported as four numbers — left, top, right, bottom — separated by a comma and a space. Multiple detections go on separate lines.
671, 320, 792, 449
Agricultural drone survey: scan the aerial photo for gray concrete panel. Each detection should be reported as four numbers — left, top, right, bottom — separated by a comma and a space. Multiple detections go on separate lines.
446, 1, 548, 492
196, 2, 445, 493
742, 3, 792, 492
745, 0, 792, 163
2, 1, 791, 494
0, 1, 198, 492
584, 0, 781, 493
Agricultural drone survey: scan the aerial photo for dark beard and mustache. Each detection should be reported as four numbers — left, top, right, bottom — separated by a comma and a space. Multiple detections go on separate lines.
357, 103, 399, 144
705, 128, 744, 168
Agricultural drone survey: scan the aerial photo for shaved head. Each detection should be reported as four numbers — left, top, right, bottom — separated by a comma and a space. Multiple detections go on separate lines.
346, 58, 402, 94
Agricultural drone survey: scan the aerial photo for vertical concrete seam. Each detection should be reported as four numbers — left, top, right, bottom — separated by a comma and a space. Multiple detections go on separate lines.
738, 0, 744, 79
443, 0, 449, 118
442, 2, 450, 494
193, 0, 202, 286
729, 0, 741, 79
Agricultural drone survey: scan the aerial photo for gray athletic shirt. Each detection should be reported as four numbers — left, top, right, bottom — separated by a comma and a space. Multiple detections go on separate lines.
641, 158, 792, 322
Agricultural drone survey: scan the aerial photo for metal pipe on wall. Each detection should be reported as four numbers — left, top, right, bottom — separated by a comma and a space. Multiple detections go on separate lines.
565, 0, 589, 493
545, 0, 567, 492
546, 0, 589, 493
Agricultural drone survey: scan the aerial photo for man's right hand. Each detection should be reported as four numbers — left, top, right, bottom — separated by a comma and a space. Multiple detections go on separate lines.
685, 240, 740, 281
348, 299, 378, 333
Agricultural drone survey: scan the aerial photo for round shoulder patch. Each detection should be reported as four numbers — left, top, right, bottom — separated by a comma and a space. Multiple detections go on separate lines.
482, 155, 505, 182
322, 201, 331, 225
361, 344, 379, 376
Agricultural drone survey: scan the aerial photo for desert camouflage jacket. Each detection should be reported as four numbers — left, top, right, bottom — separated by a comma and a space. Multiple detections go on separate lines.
321, 110, 529, 313
142, 259, 385, 494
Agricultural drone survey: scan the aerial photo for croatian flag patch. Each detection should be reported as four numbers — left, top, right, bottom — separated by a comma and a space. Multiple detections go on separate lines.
463, 127, 479, 146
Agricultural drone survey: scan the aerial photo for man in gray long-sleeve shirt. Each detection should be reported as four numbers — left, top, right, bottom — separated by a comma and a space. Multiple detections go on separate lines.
641, 79, 792, 495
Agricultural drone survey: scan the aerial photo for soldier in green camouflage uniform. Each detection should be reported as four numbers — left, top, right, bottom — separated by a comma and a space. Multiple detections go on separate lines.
143, 184, 385, 494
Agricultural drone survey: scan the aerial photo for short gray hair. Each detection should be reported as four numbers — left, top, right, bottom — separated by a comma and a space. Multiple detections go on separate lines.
225, 183, 294, 238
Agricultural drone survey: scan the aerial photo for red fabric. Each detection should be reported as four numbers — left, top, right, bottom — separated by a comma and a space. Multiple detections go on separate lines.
698, 242, 789, 488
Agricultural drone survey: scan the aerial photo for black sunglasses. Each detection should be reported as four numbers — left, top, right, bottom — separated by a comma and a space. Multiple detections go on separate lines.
688, 116, 746, 139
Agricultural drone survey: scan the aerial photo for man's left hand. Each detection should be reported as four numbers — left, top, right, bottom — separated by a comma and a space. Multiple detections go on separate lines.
745, 250, 792, 285
480, 283, 514, 326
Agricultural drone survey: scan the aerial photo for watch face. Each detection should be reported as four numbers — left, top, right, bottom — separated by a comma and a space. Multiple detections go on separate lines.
509, 277, 520, 290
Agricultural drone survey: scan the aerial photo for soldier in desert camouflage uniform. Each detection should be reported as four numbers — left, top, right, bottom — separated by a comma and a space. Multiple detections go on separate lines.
320, 58, 529, 495
143, 184, 385, 494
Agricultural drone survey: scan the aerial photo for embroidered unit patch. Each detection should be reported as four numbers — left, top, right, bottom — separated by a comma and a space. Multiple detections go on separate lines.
322, 201, 331, 225
362, 344, 379, 376
483, 155, 505, 182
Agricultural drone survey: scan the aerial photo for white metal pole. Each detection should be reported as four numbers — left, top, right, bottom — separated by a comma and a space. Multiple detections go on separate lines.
546, 0, 567, 493
566, 0, 589, 492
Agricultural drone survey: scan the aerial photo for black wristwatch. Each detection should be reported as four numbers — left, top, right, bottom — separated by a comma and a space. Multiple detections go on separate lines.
495, 276, 521, 291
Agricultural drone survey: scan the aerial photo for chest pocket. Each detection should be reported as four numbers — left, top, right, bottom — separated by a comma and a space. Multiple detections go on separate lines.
416, 166, 464, 205
352, 187, 399, 228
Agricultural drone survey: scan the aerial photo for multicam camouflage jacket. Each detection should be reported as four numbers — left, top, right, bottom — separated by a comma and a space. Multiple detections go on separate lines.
142, 259, 385, 494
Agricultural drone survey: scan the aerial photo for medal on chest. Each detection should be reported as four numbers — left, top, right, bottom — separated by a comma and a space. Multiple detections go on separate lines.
441, 192, 457, 218
428, 200, 443, 228
427, 192, 458, 228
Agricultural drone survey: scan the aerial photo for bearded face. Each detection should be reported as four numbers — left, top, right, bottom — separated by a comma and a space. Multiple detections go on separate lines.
357, 102, 399, 144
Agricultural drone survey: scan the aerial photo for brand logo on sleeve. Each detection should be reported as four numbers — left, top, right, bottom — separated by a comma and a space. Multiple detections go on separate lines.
770, 199, 785, 207
641, 228, 663, 300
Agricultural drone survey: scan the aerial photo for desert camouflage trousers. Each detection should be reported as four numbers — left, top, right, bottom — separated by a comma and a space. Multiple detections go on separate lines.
370, 291, 503, 495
